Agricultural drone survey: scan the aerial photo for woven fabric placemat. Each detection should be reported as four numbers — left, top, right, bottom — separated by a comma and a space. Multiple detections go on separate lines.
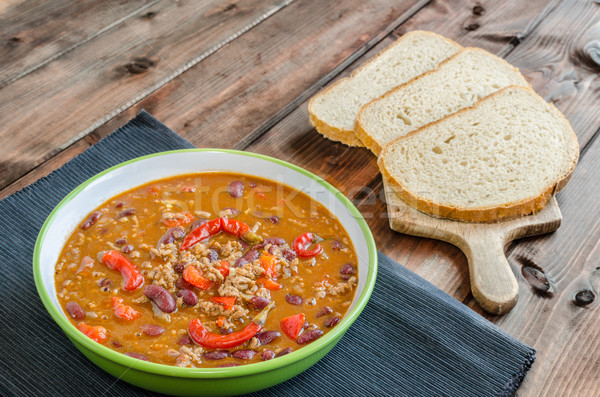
0, 111, 534, 396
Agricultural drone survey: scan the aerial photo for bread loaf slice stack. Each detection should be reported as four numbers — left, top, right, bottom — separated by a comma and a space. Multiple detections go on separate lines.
355, 48, 529, 155
308, 31, 461, 146
378, 86, 580, 222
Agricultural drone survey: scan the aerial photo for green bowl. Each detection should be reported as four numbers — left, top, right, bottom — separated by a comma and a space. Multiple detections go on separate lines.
34, 149, 377, 396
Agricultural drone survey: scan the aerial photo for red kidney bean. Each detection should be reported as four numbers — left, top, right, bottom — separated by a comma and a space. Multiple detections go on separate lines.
208, 248, 219, 262
253, 243, 265, 251
177, 335, 192, 345
157, 227, 185, 248
115, 201, 125, 208
176, 289, 198, 306
204, 350, 229, 360
331, 240, 343, 251
340, 263, 356, 275
112, 341, 122, 348
261, 349, 275, 360
239, 239, 249, 250
115, 238, 127, 246
190, 218, 208, 231
81, 211, 102, 230
250, 296, 271, 310
223, 207, 240, 217
220, 328, 233, 335
297, 329, 323, 345
232, 349, 257, 360
275, 347, 293, 357
176, 276, 193, 290
228, 181, 244, 198
243, 249, 259, 262
282, 248, 296, 261
218, 363, 239, 367
285, 294, 303, 305
121, 244, 133, 254
264, 237, 285, 245
234, 258, 248, 268
316, 306, 333, 317
267, 245, 279, 255
99, 278, 112, 287
144, 285, 177, 313
141, 324, 165, 336
117, 208, 136, 219
325, 317, 340, 328
255, 331, 281, 345
173, 261, 187, 273
125, 352, 150, 361
269, 215, 279, 224
66, 301, 85, 320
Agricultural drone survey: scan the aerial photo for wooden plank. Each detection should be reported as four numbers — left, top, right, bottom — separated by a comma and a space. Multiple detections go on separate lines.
0, 0, 157, 87
90, 0, 428, 148
0, 0, 428, 199
395, 0, 560, 56
0, 0, 294, 191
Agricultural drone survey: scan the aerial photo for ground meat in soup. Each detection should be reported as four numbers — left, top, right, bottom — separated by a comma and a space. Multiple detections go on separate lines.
55, 172, 358, 367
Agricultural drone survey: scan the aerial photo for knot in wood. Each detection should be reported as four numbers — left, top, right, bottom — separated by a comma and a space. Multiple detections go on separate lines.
125, 57, 155, 74
465, 23, 480, 32
574, 289, 595, 306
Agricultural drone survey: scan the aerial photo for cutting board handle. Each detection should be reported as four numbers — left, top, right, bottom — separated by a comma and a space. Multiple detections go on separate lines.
460, 230, 519, 315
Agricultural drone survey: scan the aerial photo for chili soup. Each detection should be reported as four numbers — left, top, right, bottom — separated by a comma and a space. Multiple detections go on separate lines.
55, 173, 358, 368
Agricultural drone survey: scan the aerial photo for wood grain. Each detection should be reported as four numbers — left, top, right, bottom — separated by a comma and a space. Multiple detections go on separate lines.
90, 0, 428, 149
0, 0, 426, 200
0, 0, 294, 191
0, 0, 156, 87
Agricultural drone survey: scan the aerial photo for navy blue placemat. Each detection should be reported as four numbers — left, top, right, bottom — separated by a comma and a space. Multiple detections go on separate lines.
0, 111, 534, 396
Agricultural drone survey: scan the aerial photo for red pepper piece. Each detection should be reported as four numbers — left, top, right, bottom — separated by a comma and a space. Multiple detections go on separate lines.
183, 265, 215, 290
220, 217, 250, 237
217, 260, 230, 278
180, 218, 222, 250
111, 296, 142, 320
189, 302, 274, 349
256, 277, 281, 291
293, 232, 323, 258
161, 212, 195, 228
259, 254, 278, 280
280, 313, 306, 340
180, 217, 252, 251
210, 296, 236, 311
77, 322, 108, 344
101, 250, 144, 291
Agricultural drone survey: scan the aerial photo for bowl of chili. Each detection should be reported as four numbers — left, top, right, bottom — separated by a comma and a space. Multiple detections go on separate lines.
33, 149, 377, 396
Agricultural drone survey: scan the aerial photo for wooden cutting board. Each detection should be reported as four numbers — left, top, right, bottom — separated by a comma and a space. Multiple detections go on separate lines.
383, 180, 562, 315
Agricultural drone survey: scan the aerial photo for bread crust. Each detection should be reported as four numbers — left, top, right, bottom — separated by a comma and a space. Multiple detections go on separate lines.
378, 86, 580, 223
356, 47, 529, 156
309, 31, 461, 148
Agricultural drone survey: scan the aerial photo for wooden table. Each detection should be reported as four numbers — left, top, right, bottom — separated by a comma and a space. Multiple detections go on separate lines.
2, 0, 599, 395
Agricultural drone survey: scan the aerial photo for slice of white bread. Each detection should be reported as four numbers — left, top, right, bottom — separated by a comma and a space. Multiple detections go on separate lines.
356, 48, 530, 155
378, 86, 580, 222
308, 31, 461, 146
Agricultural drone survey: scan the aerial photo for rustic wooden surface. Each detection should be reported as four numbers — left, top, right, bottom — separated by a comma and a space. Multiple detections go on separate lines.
1, 0, 599, 394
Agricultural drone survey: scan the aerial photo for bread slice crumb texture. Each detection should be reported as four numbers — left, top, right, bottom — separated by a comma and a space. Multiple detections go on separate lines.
379, 86, 579, 222
357, 48, 529, 155
308, 31, 461, 145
